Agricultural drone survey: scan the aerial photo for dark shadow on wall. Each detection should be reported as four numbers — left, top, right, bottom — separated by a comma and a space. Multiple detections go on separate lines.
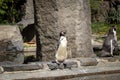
35, 29, 42, 61
21, 23, 42, 62
21, 24, 35, 42
33, 0, 42, 61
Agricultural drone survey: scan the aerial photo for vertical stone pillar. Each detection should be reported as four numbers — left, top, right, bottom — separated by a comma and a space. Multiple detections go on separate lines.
24, 0, 34, 20
34, 0, 58, 61
56, 0, 95, 57
34, 0, 95, 61
18, 0, 34, 27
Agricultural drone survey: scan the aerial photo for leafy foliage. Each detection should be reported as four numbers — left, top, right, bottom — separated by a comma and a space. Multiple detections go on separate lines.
90, 0, 102, 16
90, 0, 102, 11
0, 0, 25, 24
90, 0, 120, 24
106, 6, 120, 24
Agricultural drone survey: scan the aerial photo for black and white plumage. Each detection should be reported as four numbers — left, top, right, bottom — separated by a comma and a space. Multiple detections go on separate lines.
55, 31, 68, 63
102, 26, 119, 56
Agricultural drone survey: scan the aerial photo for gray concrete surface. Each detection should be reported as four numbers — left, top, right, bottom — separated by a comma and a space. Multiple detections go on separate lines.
0, 57, 120, 80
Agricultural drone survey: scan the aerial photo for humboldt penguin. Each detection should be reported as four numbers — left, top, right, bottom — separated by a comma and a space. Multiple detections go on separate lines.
55, 31, 68, 64
101, 26, 119, 57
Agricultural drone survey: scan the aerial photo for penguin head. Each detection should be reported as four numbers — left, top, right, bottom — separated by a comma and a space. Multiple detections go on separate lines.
112, 26, 116, 31
108, 26, 117, 35
60, 31, 66, 37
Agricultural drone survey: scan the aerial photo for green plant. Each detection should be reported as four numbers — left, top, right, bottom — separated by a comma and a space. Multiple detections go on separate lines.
18, 24, 24, 32
106, 8, 120, 24
0, 0, 23, 24
90, 0, 104, 22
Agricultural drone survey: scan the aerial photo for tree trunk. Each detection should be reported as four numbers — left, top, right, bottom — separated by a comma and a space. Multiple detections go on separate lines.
34, 0, 96, 61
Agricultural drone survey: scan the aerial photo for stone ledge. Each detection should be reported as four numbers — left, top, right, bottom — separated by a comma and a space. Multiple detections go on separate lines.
0, 64, 120, 80
2, 63, 43, 72
0, 58, 120, 80
78, 58, 98, 66
97, 56, 120, 62
1, 57, 120, 72
47, 60, 78, 70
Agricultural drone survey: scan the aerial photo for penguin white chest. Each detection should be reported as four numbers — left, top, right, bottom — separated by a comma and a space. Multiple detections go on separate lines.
113, 29, 117, 41
60, 36, 67, 47
56, 36, 67, 62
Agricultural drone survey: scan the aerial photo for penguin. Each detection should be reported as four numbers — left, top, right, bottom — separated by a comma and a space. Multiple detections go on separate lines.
109, 26, 118, 56
101, 26, 119, 57
55, 31, 68, 65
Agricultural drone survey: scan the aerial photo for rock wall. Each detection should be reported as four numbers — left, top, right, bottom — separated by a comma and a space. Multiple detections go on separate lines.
17, 0, 35, 43
24, 0, 34, 20
56, 0, 94, 57
17, 0, 34, 27
91, 1, 110, 22
0, 25, 24, 64
34, 0, 95, 61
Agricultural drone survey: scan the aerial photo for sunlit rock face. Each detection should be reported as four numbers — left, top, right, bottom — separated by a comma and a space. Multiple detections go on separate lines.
0, 25, 24, 64
34, 0, 95, 61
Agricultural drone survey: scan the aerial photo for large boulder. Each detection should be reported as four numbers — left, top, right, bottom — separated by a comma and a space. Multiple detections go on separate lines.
34, 0, 95, 61
78, 58, 98, 66
0, 25, 24, 64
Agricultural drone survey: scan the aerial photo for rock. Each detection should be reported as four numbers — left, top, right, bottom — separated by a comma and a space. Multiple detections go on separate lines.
99, 50, 112, 57
34, 0, 95, 61
0, 61, 17, 66
25, 0, 34, 21
47, 60, 78, 70
79, 58, 98, 66
47, 62, 66, 70
2, 63, 43, 72
17, 19, 34, 28
0, 25, 24, 64
64, 60, 78, 69
17, 0, 34, 27
13, 53, 24, 64
47, 62, 59, 70
0, 66, 4, 73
